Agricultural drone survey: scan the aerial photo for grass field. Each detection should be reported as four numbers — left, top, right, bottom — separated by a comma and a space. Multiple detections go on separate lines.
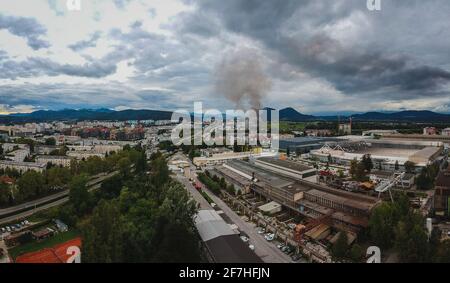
280, 121, 308, 133
8, 229, 80, 260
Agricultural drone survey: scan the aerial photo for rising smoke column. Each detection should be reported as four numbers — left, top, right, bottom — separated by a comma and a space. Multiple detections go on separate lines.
215, 48, 271, 110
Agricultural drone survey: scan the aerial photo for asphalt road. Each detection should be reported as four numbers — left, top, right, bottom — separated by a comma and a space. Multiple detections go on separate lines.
0, 171, 118, 225
175, 174, 211, 210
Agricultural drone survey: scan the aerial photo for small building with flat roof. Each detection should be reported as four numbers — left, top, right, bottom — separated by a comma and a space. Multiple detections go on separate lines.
258, 201, 282, 215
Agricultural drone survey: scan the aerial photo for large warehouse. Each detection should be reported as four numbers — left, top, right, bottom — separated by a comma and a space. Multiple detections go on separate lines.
310, 138, 443, 172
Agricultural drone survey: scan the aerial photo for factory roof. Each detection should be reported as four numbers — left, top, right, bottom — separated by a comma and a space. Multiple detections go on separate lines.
409, 146, 442, 164
215, 165, 252, 186
205, 235, 263, 263
195, 210, 262, 263
305, 188, 379, 212
228, 160, 295, 189
195, 210, 236, 242
257, 157, 313, 172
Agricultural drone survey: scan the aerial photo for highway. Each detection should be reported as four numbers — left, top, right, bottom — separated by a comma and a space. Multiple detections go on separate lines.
0, 171, 118, 225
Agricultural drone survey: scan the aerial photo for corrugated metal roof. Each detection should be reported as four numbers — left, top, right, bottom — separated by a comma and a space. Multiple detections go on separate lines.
195, 210, 236, 242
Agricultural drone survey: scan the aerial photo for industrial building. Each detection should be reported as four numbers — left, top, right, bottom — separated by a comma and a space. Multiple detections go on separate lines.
310, 139, 443, 172
195, 209, 262, 263
253, 157, 316, 181
434, 167, 450, 218
279, 136, 342, 154
213, 160, 381, 233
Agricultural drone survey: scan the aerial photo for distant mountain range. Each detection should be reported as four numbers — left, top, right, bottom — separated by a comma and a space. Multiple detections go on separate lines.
279, 107, 316, 121
1, 108, 450, 123
0, 108, 173, 123
280, 108, 450, 123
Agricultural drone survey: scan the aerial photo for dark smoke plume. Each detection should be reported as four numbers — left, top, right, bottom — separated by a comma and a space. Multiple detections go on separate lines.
215, 48, 271, 109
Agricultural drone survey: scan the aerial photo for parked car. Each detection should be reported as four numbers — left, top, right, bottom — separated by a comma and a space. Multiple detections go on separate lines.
240, 236, 249, 243
265, 233, 275, 241
291, 254, 302, 262
248, 244, 255, 251
6, 226, 11, 232
24, 220, 30, 225
257, 228, 265, 234
277, 243, 285, 249
282, 246, 293, 255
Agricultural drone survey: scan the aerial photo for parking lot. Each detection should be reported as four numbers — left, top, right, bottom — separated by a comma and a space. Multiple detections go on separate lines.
0, 219, 31, 240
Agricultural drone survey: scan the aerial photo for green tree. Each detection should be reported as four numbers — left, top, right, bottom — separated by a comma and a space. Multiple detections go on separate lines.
395, 219, 429, 263
45, 167, 72, 190
331, 232, 349, 261
0, 182, 11, 206
355, 162, 367, 181
80, 199, 125, 262
404, 161, 416, 174
134, 150, 148, 173
16, 171, 46, 200
68, 174, 91, 216
349, 244, 364, 262
118, 157, 132, 178
150, 155, 169, 186
369, 203, 396, 249
45, 137, 56, 146
361, 154, 373, 173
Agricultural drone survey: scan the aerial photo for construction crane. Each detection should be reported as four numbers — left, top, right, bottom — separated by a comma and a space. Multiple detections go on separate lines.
294, 213, 332, 243
374, 172, 405, 202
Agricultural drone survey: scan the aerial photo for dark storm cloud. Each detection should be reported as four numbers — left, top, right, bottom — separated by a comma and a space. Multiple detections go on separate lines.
0, 57, 116, 79
163, 10, 221, 38
183, 0, 450, 99
0, 14, 50, 50
107, 20, 211, 85
69, 31, 102, 51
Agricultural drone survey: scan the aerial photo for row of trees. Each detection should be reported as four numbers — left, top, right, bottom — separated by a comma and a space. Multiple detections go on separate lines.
198, 171, 236, 196
368, 193, 450, 262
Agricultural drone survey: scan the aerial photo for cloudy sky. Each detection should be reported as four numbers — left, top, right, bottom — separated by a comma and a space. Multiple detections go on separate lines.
1, 0, 450, 115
